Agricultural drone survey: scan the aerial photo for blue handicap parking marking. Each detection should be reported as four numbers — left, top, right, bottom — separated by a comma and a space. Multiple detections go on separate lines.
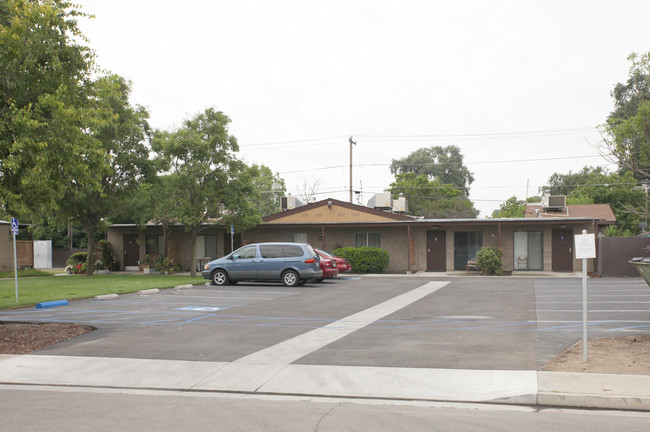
337, 277, 361, 280
177, 306, 228, 312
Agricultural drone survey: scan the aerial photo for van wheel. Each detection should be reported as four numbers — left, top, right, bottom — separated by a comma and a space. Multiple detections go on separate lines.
212, 269, 229, 286
282, 270, 300, 287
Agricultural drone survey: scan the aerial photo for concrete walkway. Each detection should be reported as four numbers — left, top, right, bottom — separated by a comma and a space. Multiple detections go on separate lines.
1, 354, 649, 410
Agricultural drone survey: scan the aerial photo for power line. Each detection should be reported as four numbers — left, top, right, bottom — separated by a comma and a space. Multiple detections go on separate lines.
277, 154, 609, 175
238, 127, 599, 148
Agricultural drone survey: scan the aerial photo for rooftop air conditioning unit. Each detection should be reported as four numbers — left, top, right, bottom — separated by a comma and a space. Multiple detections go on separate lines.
281, 195, 304, 211
542, 194, 566, 211
392, 194, 408, 213
367, 191, 393, 210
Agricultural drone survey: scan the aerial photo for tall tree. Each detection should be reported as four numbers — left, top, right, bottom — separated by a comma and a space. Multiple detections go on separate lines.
543, 166, 608, 196
600, 53, 650, 180
0, 0, 97, 219
543, 168, 643, 234
389, 172, 478, 219
248, 164, 286, 216
390, 145, 474, 195
152, 108, 261, 276
59, 75, 154, 275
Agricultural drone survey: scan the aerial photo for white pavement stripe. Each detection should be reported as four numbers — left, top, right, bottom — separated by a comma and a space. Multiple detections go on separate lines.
233, 281, 449, 367
192, 281, 449, 391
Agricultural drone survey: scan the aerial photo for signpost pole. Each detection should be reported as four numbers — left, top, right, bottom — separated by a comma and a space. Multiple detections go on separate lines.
574, 228, 596, 362
230, 224, 234, 253
582, 255, 588, 361
11, 217, 19, 303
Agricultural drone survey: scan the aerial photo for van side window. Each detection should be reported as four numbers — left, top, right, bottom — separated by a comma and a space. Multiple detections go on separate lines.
283, 245, 303, 257
260, 245, 283, 258
233, 245, 256, 259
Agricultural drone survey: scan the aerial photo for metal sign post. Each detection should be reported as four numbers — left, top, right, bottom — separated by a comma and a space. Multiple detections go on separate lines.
11, 218, 19, 303
575, 229, 596, 361
230, 224, 234, 253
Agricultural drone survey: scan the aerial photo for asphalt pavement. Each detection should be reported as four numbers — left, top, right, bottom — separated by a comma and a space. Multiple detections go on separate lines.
1, 274, 649, 410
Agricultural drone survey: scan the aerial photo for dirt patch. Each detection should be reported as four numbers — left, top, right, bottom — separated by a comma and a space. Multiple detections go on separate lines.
542, 335, 650, 375
0, 322, 94, 355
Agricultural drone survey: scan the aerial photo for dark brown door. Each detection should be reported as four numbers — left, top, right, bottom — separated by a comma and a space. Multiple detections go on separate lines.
123, 235, 139, 267
552, 229, 573, 271
427, 231, 446, 271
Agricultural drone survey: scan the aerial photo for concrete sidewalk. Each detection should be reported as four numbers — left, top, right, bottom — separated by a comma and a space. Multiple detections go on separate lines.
1, 354, 648, 410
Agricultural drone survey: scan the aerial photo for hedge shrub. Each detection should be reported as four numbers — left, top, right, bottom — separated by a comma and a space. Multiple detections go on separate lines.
331, 247, 389, 273
476, 247, 503, 275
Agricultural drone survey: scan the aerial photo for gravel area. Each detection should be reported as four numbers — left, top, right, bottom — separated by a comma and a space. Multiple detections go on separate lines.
0, 322, 94, 355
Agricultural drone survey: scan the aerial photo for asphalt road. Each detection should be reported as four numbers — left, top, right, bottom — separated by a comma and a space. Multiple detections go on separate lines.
3, 387, 650, 432
2, 276, 649, 369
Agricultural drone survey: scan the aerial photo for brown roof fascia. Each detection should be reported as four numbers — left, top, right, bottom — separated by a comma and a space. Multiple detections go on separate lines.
258, 217, 604, 229
262, 197, 414, 222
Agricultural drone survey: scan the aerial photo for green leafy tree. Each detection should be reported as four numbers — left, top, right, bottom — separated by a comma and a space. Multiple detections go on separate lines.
390, 145, 474, 195
248, 164, 286, 216
491, 196, 526, 218
152, 108, 261, 276
600, 53, 650, 180
544, 168, 643, 234
0, 0, 97, 219
568, 170, 643, 234
544, 166, 608, 196
389, 172, 478, 219
59, 75, 154, 275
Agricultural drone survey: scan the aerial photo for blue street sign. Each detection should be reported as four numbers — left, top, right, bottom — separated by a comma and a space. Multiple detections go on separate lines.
11, 217, 18, 235
231, 224, 235, 235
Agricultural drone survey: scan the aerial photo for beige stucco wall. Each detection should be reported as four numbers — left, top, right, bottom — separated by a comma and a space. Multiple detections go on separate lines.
107, 226, 228, 271
108, 221, 598, 274
244, 224, 413, 272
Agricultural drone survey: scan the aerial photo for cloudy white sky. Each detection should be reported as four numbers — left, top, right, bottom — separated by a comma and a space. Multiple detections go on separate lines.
75, 0, 649, 216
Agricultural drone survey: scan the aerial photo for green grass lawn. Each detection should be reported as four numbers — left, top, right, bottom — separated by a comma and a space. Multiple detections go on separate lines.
0, 274, 205, 310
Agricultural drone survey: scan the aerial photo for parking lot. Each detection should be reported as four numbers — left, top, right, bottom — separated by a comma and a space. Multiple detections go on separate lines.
1, 276, 649, 369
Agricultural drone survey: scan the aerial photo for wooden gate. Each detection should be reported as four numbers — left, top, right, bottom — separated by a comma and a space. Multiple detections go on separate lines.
16, 240, 33, 268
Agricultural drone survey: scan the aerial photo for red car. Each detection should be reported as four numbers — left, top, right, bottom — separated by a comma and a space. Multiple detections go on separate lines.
316, 249, 351, 274
317, 257, 339, 282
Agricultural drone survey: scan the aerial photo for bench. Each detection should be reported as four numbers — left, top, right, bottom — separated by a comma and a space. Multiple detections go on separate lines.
466, 260, 480, 272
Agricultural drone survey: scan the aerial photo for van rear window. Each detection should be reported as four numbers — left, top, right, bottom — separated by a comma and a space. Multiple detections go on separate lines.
283, 245, 303, 257
260, 245, 284, 258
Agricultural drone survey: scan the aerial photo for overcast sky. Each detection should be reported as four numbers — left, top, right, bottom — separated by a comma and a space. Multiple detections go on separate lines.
75, 0, 650, 216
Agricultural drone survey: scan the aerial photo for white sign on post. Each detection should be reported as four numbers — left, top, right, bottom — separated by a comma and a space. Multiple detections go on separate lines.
575, 230, 596, 362
575, 232, 596, 259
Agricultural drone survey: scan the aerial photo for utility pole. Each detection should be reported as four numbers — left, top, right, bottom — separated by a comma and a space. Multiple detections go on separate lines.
349, 136, 356, 203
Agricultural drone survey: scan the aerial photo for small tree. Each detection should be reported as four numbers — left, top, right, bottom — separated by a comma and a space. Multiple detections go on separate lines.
476, 247, 503, 275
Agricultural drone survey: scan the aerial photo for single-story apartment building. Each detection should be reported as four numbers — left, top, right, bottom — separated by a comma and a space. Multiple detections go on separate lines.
107, 198, 616, 274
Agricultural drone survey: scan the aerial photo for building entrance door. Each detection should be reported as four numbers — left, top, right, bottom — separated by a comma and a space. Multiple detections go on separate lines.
123, 235, 139, 267
552, 229, 573, 272
426, 231, 446, 271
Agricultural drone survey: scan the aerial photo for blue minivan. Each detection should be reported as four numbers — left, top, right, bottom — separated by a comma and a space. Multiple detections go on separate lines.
202, 242, 323, 287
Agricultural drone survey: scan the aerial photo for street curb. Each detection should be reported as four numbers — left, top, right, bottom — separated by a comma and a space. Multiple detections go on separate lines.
93, 294, 118, 301
537, 371, 650, 411
537, 392, 650, 411
138, 289, 160, 295
175, 284, 194, 290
